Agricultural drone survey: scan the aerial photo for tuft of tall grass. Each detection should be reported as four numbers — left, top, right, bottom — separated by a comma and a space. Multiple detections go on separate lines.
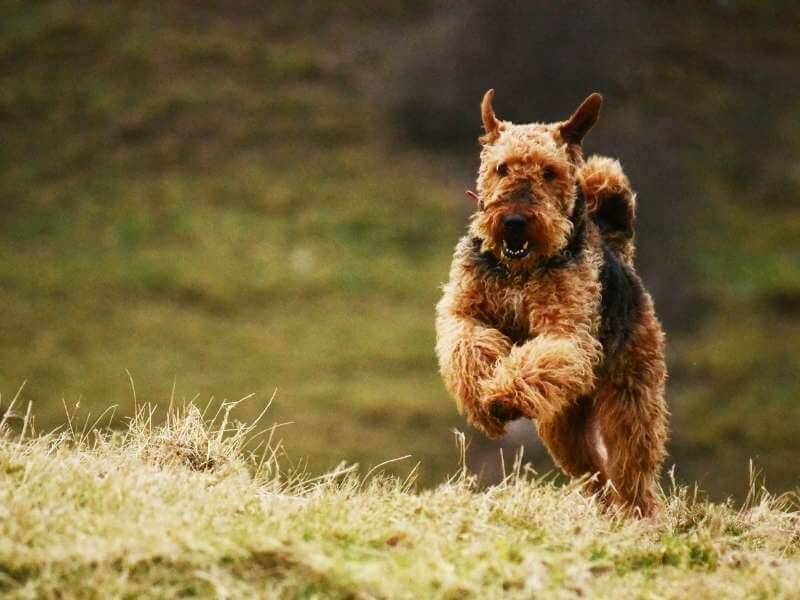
1, 396, 799, 598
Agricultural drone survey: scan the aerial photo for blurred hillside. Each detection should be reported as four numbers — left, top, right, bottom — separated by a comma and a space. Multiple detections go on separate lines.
1, 1, 799, 497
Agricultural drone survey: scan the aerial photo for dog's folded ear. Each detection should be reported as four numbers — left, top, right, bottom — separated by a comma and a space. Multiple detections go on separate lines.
560, 93, 603, 146
479, 89, 502, 144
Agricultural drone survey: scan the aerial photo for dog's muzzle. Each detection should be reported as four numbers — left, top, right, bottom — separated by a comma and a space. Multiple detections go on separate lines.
501, 214, 530, 260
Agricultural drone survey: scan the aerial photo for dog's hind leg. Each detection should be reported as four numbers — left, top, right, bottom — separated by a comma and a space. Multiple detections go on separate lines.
593, 389, 666, 516
537, 397, 608, 496
592, 336, 668, 516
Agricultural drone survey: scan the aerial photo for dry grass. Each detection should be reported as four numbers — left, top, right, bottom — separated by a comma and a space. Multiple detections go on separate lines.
1, 393, 799, 599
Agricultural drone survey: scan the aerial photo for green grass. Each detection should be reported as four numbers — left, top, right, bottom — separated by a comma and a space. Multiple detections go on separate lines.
1, 402, 798, 598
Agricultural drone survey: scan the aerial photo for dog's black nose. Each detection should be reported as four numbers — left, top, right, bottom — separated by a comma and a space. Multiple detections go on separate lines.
502, 214, 527, 233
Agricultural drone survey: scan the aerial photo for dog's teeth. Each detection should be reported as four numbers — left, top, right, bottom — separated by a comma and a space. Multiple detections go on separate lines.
502, 241, 530, 258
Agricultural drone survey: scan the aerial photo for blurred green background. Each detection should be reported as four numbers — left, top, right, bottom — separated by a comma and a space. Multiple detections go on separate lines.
1, 1, 798, 498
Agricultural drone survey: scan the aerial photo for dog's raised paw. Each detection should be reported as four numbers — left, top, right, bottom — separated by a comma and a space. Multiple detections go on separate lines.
486, 395, 525, 423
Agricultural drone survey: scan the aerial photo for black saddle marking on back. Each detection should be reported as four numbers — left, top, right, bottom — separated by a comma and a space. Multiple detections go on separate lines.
598, 240, 644, 361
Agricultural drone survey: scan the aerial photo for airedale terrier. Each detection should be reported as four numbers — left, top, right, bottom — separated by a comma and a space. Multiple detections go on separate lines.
435, 90, 668, 515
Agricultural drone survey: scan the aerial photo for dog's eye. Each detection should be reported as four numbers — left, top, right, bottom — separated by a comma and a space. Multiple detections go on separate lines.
497, 163, 509, 177
542, 167, 557, 181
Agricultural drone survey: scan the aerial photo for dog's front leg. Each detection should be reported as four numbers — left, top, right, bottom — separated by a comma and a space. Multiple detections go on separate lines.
435, 310, 514, 438
482, 332, 602, 425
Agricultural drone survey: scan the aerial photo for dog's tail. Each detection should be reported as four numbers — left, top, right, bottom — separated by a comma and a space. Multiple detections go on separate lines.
579, 155, 637, 264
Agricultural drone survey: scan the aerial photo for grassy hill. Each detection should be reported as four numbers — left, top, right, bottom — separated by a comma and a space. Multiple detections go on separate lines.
1, 404, 798, 598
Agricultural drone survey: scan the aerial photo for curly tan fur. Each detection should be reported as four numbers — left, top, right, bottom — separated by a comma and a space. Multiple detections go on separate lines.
435, 91, 668, 516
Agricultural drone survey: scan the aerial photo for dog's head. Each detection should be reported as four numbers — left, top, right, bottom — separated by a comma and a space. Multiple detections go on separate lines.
469, 90, 602, 266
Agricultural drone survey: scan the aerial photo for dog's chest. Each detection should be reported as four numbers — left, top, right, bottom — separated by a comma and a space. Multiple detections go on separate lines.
476, 278, 551, 344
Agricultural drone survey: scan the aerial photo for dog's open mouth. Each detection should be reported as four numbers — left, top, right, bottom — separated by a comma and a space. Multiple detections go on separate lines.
501, 239, 530, 260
